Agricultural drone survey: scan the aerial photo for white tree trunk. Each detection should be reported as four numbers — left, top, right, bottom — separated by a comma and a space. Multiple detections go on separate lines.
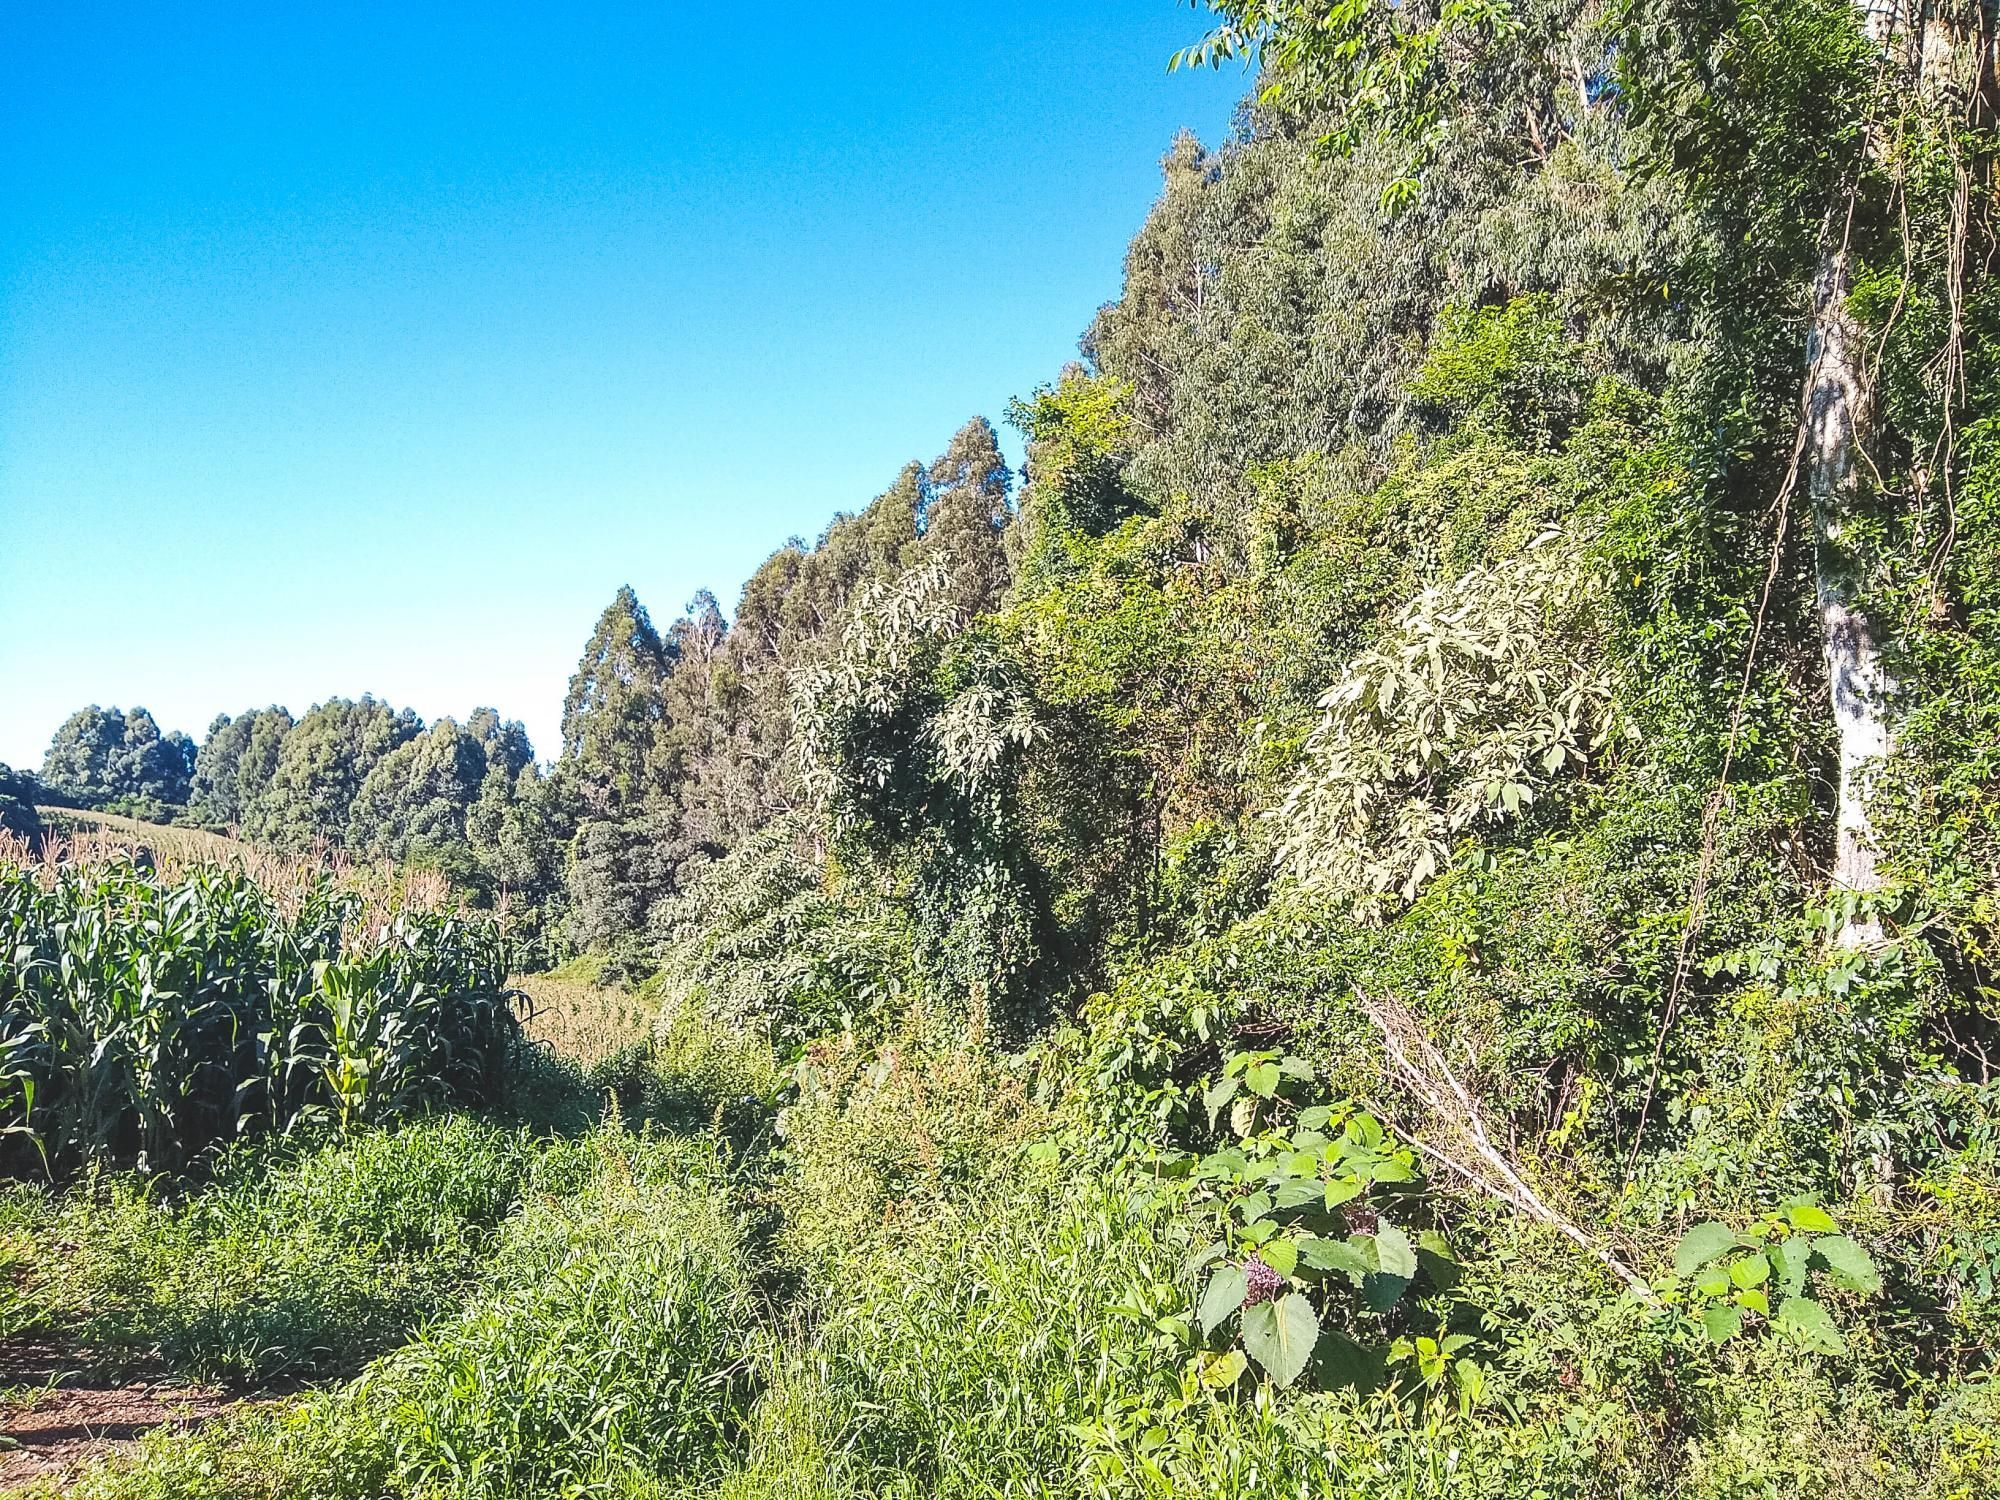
1803, 247, 1892, 938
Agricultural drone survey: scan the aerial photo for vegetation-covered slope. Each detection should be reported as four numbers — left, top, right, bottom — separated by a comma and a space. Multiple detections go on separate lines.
7, 0, 1999, 1494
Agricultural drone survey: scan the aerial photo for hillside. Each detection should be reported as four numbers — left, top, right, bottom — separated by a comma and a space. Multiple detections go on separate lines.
2, 2, 1997, 1497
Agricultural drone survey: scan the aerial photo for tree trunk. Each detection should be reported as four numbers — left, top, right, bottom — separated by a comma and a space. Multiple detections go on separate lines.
1803, 244, 1892, 940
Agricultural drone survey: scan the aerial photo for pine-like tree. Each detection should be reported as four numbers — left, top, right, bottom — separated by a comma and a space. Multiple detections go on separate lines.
561, 586, 676, 817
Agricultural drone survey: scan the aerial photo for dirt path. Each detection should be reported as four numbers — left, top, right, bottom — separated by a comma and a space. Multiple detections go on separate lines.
0, 1342, 234, 1491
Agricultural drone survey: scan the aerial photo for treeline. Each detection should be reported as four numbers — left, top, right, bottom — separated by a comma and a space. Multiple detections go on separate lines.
21, 415, 1015, 952
28, 699, 557, 916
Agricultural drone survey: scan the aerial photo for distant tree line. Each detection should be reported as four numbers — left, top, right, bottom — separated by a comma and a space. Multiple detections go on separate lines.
25, 416, 1014, 959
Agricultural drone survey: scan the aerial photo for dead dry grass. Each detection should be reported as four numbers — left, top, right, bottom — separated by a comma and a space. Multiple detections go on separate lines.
4, 810, 451, 924
513, 971, 653, 1069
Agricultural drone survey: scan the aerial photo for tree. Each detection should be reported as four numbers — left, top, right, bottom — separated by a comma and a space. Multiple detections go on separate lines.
191, 707, 292, 828
40, 706, 194, 809
347, 718, 492, 862
1176, 0, 1988, 939
0, 765, 43, 840
562, 586, 675, 816
252, 697, 422, 849
915, 417, 1015, 615
40, 707, 127, 805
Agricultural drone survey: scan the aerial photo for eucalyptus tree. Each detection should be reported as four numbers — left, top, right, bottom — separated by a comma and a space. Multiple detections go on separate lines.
562, 586, 676, 817
40, 706, 194, 808
1176, 0, 1998, 935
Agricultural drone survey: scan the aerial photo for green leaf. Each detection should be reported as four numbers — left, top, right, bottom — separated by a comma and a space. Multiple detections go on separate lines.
1728, 1253, 1769, 1289
1197, 1349, 1247, 1389
1240, 1292, 1319, 1387
1260, 1240, 1299, 1279
1297, 1236, 1372, 1276
1702, 1305, 1743, 1343
1274, 1178, 1325, 1210
1374, 1223, 1418, 1280
1182, 1241, 1227, 1277
1296, 1105, 1334, 1130
1673, 1221, 1738, 1277
1198, 1266, 1248, 1336
1202, 1077, 1240, 1123
1361, 1271, 1412, 1313
1770, 1236, 1811, 1298
1244, 1062, 1281, 1098
1811, 1235, 1882, 1295
1323, 1178, 1364, 1211
1784, 1203, 1839, 1233
1775, 1295, 1846, 1354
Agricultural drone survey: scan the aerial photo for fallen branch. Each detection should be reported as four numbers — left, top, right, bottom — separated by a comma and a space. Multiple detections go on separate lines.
1359, 988, 1661, 1307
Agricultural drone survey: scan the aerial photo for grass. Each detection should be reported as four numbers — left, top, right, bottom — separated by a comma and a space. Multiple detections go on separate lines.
12, 1011, 1999, 1500
513, 961, 654, 1070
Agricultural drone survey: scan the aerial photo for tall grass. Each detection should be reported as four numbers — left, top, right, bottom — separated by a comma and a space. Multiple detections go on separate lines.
0, 854, 520, 1177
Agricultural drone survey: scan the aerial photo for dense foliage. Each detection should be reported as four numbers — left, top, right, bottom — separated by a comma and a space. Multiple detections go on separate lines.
14, 0, 2000, 1493
0, 856, 521, 1177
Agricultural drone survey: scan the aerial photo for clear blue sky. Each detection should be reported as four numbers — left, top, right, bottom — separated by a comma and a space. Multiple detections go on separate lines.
0, 2, 1243, 768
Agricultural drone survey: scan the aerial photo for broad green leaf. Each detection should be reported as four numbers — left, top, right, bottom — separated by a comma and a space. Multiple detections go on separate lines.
1238, 1218, 1278, 1247
1784, 1203, 1839, 1233
1734, 1288, 1770, 1316
1297, 1236, 1372, 1276
1811, 1235, 1882, 1294
1244, 1061, 1282, 1098
1198, 1266, 1248, 1336
1775, 1295, 1846, 1354
1729, 1253, 1769, 1289
1197, 1349, 1247, 1388
1673, 1221, 1738, 1277
1770, 1236, 1811, 1298
1260, 1239, 1299, 1279
1203, 1077, 1239, 1123
1195, 1150, 1246, 1181
1274, 1178, 1325, 1210
1702, 1305, 1743, 1343
1374, 1222, 1419, 1280
1240, 1292, 1319, 1387
1323, 1178, 1364, 1211
1361, 1270, 1412, 1313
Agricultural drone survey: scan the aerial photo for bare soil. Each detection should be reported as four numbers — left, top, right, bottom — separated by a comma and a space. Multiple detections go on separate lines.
0, 1340, 235, 1491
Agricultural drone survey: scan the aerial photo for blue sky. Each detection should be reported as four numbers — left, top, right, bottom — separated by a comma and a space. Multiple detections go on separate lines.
0, 2, 1243, 768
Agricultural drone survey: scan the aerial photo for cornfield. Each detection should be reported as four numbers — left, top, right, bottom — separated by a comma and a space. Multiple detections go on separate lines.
0, 852, 523, 1178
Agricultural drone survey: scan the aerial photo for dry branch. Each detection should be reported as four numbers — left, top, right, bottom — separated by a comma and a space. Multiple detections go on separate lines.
1359, 988, 1660, 1306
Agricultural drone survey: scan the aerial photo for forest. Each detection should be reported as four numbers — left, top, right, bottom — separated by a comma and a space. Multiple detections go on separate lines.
1, 0, 1997, 1494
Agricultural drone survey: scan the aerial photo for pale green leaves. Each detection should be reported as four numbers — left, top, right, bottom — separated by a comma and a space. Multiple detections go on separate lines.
1240, 1292, 1320, 1388
1669, 1206, 1878, 1357
1673, 1221, 1739, 1277
1271, 527, 1618, 904
1198, 1265, 1249, 1336
1811, 1235, 1882, 1294
1774, 1296, 1846, 1354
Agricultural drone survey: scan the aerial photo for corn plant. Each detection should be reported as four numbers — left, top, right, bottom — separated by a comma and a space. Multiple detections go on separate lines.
0, 856, 523, 1177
